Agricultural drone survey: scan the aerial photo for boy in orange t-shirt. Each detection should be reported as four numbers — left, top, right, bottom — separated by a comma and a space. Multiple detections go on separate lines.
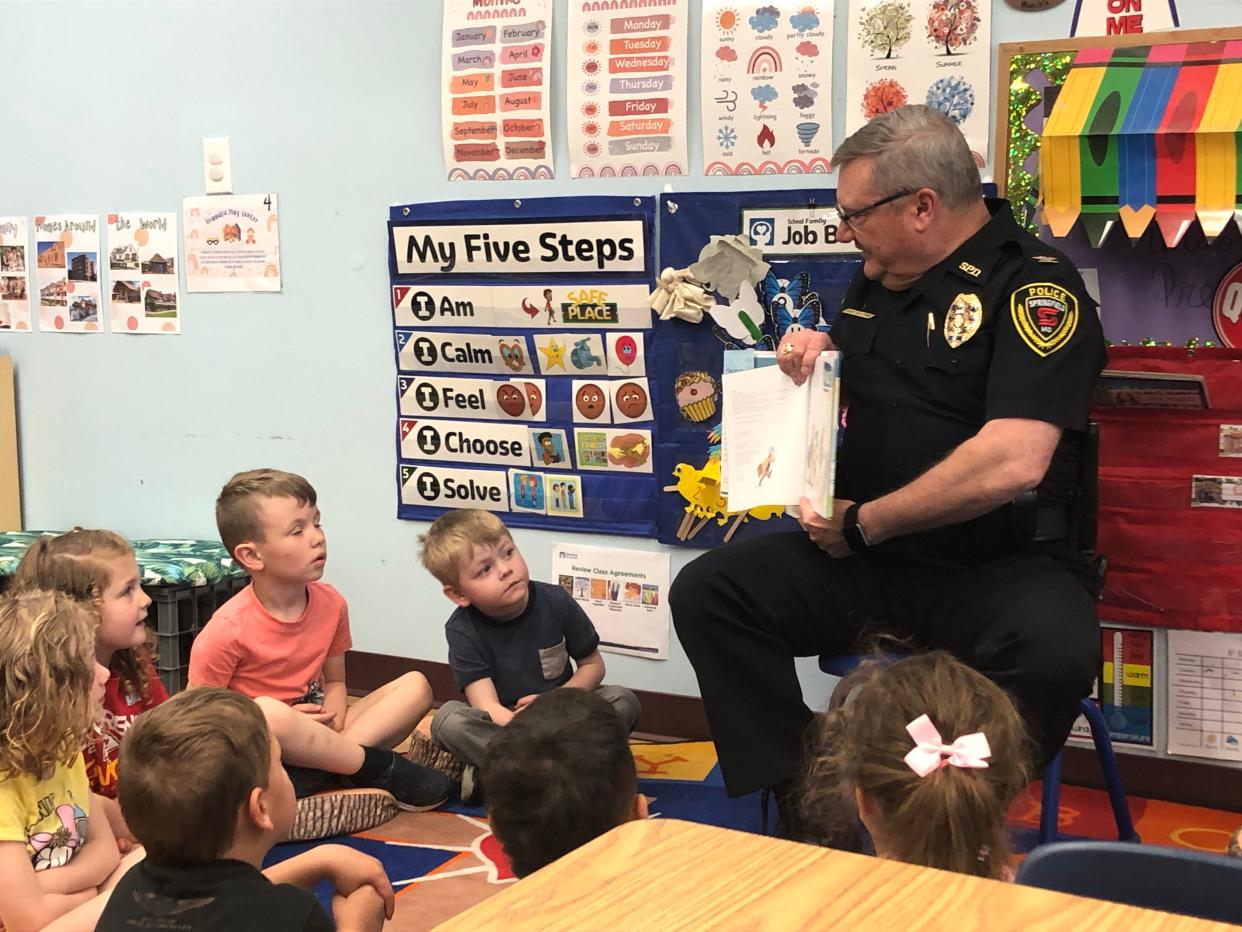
189, 469, 449, 810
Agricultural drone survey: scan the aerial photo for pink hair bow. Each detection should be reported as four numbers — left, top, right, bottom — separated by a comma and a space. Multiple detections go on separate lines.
903, 714, 991, 777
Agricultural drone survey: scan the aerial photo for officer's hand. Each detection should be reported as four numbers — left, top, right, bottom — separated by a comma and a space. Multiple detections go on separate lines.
776, 329, 833, 386
797, 497, 853, 558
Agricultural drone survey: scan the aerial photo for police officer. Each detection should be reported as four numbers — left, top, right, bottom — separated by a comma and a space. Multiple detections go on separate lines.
670, 106, 1105, 826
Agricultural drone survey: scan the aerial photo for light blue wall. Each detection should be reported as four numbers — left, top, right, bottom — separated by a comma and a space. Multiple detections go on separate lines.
1, 1, 1238, 707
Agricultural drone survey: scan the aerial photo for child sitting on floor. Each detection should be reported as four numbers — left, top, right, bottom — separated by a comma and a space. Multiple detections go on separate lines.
190, 468, 449, 812
98, 686, 392, 932
419, 509, 641, 801
482, 688, 647, 878
13, 528, 163, 851
801, 651, 1030, 879
0, 589, 141, 932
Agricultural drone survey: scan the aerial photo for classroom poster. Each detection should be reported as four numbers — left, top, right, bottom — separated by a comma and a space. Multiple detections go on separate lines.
106, 213, 180, 334
389, 195, 659, 535
182, 194, 281, 293
552, 542, 670, 659
1167, 630, 1242, 761
845, 0, 991, 163
1070, 625, 1155, 748
442, 0, 554, 181
1071, 0, 1177, 36
0, 218, 32, 332
34, 214, 101, 333
701, 1, 833, 176
565, 0, 689, 178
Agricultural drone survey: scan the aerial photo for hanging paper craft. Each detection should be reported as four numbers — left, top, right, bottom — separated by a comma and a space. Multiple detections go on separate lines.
35, 214, 101, 333
182, 194, 281, 293
442, 0, 553, 181
389, 195, 658, 535
565, 0, 689, 178
1040, 41, 1242, 248
0, 218, 32, 332
701, 1, 833, 175
106, 213, 180, 334
845, 0, 991, 164
1071, 0, 1177, 37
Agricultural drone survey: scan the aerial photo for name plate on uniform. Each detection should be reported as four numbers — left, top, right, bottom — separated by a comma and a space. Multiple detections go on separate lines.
399, 418, 532, 466
400, 464, 510, 512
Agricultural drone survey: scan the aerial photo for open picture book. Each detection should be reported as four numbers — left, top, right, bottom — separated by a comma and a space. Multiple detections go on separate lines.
721, 350, 841, 516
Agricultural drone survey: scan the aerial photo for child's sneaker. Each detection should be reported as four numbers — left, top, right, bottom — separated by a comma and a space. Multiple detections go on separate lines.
349, 750, 450, 812
288, 788, 400, 842
407, 730, 465, 782
460, 764, 485, 806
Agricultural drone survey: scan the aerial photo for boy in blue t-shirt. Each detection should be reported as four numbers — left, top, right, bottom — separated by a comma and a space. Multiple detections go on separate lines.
419, 510, 641, 800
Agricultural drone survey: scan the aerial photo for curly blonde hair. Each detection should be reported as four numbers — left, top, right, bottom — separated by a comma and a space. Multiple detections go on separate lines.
11, 528, 155, 699
0, 589, 99, 779
801, 651, 1031, 879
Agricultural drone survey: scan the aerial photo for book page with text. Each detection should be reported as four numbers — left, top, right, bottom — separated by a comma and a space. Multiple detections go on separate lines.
722, 364, 808, 513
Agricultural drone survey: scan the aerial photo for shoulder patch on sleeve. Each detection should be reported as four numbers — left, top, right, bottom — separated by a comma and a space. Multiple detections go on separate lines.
1010, 282, 1078, 357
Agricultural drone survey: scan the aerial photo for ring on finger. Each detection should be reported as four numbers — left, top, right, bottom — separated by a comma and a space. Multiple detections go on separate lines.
781, 343, 794, 356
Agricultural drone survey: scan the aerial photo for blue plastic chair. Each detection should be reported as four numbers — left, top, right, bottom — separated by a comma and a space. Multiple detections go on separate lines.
819, 653, 1139, 845
1017, 840, 1242, 923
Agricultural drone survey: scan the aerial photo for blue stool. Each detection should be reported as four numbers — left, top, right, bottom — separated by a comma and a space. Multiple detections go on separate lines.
818, 653, 1140, 846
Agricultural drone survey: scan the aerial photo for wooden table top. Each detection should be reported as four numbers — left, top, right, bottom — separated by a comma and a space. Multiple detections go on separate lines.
434, 818, 1237, 931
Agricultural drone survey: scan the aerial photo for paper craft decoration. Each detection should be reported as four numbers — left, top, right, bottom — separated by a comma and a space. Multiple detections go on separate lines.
35, 214, 101, 333
1041, 39, 1242, 248
565, 0, 689, 178
846, 0, 992, 164
701, 0, 833, 175
442, 0, 554, 181
0, 218, 32, 332
106, 213, 180, 334
1070, 0, 1177, 37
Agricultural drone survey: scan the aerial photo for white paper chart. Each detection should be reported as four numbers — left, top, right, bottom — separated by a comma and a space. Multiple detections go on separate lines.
1167, 629, 1242, 761
566, 0, 689, 179
0, 217, 32, 332
107, 212, 181, 334
442, 0, 554, 181
35, 214, 101, 333
701, 1, 833, 176
845, 0, 991, 164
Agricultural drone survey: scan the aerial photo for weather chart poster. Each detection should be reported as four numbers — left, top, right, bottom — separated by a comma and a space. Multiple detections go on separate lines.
442, 0, 554, 182
387, 196, 659, 535
701, 2, 833, 176
106, 213, 180, 335
34, 214, 101, 334
845, 0, 991, 163
0, 217, 32, 332
565, 0, 689, 179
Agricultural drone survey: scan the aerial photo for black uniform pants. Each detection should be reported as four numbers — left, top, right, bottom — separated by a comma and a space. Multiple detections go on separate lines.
669, 531, 1101, 797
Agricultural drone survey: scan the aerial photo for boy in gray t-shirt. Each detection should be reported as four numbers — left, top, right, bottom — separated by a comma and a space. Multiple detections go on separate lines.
419, 510, 641, 801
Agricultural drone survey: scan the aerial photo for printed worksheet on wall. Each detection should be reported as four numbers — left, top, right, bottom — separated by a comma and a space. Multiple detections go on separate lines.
1167, 629, 1242, 761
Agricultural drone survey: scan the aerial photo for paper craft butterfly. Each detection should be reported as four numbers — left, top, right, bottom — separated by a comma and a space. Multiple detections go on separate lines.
761, 270, 823, 338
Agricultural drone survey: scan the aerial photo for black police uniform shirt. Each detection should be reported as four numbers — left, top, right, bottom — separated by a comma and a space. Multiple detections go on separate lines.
96, 858, 333, 932
446, 580, 600, 709
829, 199, 1106, 567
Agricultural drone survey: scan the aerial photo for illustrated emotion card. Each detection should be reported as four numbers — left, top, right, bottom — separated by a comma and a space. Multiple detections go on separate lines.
610, 378, 651, 424
514, 378, 545, 421
606, 332, 645, 376
546, 474, 584, 518
605, 428, 652, 473
509, 469, 547, 514
572, 379, 611, 423
530, 427, 571, 469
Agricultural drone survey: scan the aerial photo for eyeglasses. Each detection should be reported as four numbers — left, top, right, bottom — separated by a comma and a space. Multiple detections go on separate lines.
835, 189, 917, 229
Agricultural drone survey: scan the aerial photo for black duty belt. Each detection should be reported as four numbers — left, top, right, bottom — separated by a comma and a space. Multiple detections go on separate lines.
1033, 504, 1071, 543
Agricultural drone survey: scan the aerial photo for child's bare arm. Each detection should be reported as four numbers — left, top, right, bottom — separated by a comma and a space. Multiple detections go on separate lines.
0, 841, 97, 932
464, 678, 514, 725
321, 654, 349, 733
94, 794, 136, 852
33, 800, 121, 894
564, 649, 606, 691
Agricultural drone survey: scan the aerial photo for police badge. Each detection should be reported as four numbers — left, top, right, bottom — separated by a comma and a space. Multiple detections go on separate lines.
944, 293, 983, 348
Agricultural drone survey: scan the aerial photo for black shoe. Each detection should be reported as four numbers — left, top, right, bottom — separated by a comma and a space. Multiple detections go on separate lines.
350, 751, 450, 811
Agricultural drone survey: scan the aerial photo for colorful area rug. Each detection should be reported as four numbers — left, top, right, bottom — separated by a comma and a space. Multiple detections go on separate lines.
264, 740, 1241, 931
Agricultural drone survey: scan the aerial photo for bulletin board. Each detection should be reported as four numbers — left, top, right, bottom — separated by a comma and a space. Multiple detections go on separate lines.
652, 189, 861, 547
387, 195, 658, 536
